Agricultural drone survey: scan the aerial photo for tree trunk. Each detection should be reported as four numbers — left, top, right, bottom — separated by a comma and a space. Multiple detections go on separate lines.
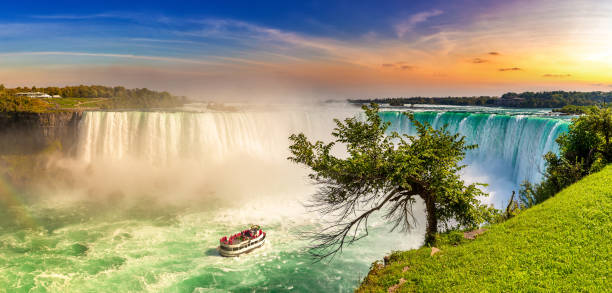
424, 196, 438, 245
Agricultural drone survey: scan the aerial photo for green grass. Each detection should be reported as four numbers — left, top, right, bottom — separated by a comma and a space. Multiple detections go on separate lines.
0, 96, 111, 113
358, 165, 612, 292
47, 97, 109, 109
1, 95, 184, 113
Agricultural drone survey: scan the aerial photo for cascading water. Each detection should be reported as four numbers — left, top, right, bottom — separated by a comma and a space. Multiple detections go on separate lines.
380, 111, 569, 205
0, 106, 570, 292
77, 110, 341, 164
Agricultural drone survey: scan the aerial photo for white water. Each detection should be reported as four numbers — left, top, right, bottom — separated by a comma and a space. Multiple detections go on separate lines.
2, 105, 568, 292
75, 106, 569, 217
381, 111, 569, 206
61, 106, 429, 292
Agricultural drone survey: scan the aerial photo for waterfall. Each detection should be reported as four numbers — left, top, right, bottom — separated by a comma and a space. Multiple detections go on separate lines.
77, 110, 352, 165
17, 109, 571, 292
380, 111, 570, 185
76, 109, 569, 206
74, 109, 361, 202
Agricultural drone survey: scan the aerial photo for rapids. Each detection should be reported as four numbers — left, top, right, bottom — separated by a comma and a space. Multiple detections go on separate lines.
0, 104, 569, 292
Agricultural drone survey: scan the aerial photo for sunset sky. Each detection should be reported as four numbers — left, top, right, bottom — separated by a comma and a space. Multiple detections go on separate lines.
1, 0, 611, 101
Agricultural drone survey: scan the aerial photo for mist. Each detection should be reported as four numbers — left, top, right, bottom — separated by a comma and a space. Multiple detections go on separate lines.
0, 102, 568, 291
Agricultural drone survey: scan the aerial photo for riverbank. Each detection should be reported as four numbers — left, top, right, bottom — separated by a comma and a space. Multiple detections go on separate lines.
0, 111, 83, 155
358, 164, 612, 292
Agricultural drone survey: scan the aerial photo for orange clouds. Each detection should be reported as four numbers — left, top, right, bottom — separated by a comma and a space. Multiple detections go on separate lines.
498, 68, 522, 72
1, 2, 612, 100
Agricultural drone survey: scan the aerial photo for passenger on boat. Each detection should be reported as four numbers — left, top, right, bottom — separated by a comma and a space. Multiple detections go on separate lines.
220, 226, 264, 246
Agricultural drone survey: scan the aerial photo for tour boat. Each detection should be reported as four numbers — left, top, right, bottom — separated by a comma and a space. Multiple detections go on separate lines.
218, 225, 266, 257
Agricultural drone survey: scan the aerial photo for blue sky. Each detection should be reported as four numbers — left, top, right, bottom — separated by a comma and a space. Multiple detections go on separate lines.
1, 0, 461, 53
2, 1, 450, 38
1, 0, 611, 101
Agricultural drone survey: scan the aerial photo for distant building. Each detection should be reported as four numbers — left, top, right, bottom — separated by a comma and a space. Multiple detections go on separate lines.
494, 94, 525, 107
15, 92, 52, 98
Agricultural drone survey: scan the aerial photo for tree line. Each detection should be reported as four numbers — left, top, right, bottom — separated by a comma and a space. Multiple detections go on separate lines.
350, 91, 612, 108
0, 84, 187, 111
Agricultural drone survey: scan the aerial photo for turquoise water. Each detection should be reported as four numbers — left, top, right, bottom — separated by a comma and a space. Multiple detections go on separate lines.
380, 110, 569, 206
0, 105, 569, 292
0, 195, 425, 292
380, 111, 570, 184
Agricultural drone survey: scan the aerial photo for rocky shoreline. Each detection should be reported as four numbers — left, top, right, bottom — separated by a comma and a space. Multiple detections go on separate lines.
0, 111, 83, 155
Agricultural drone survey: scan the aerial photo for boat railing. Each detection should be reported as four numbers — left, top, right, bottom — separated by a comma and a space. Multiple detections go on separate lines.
220, 232, 265, 250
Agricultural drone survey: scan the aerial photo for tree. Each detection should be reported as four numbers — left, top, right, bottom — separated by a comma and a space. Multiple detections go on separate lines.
520, 107, 612, 205
288, 104, 493, 260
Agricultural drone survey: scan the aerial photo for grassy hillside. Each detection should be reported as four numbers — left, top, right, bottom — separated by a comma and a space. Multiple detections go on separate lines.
0, 96, 185, 113
358, 165, 612, 292
0, 96, 110, 113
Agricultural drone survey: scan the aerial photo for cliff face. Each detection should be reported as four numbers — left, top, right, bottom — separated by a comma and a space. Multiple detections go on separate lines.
0, 111, 83, 154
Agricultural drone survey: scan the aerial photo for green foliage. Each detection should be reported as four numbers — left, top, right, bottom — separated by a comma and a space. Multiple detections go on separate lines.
350, 96, 496, 107
288, 104, 493, 258
493, 191, 520, 222
435, 230, 465, 247
358, 165, 612, 292
516, 181, 551, 209
552, 104, 600, 114
350, 90, 612, 108
0, 95, 52, 113
105, 94, 184, 109
0, 85, 186, 112
2, 85, 181, 100
521, 107, 612, 204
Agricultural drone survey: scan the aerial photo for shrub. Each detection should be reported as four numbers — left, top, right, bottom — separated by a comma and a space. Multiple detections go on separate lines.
520, 107, 612, 205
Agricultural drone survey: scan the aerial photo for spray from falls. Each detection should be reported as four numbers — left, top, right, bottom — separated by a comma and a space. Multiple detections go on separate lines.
76, 109, 569, 206
74, 109, 359, 206
0, 107, 572, 292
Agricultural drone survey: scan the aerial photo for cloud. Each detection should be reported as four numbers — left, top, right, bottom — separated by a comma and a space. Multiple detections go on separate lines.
542, 73, 571, 78
381, 63, 414, 70
395, 9, 443, 38
29, 12, 180, 25
128, 38, 199, 45
29, 12, 138, 21
0, 51, 218, 66
182, 19, 345, 57
4, 2, 611, 99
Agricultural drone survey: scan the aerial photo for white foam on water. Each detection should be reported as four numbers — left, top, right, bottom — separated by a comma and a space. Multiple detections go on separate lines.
0, 105, 570, 292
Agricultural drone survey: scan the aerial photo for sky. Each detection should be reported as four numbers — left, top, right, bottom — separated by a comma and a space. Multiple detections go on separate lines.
0, 0, 611, 101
